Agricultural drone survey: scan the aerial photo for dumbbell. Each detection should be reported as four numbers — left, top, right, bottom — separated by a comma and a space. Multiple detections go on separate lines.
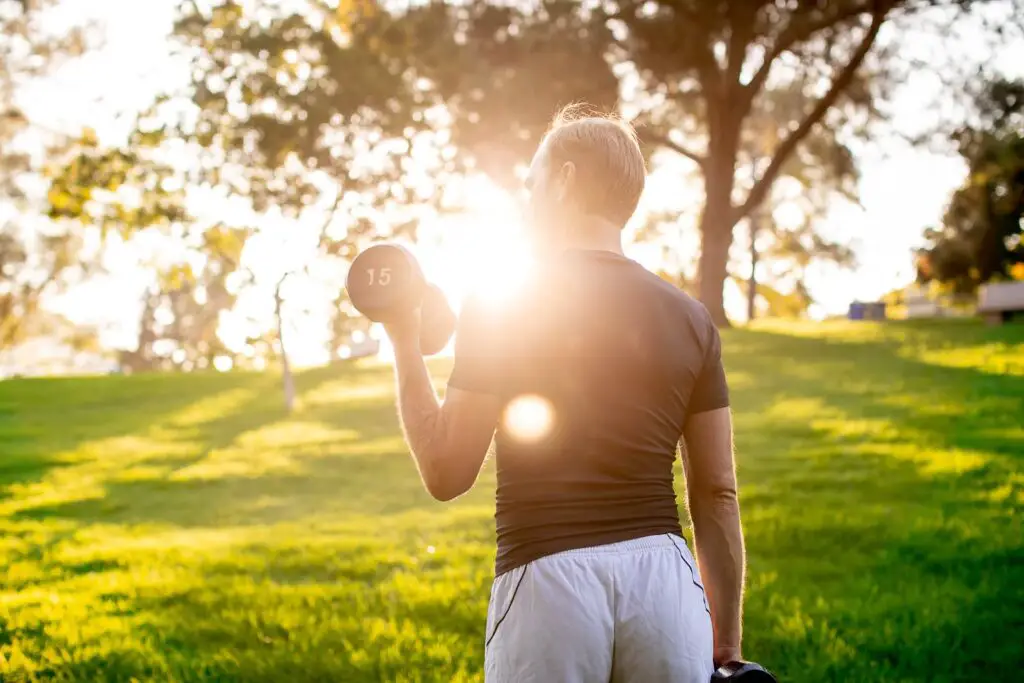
345, 243, 456, 356
711, 661, 777, 682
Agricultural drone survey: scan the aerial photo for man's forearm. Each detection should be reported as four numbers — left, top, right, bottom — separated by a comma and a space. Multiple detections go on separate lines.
689, 491, 745, 660
391, 339, 445, 479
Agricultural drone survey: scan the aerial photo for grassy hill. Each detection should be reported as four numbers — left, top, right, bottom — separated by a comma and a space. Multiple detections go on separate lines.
1, 320, 1022, 682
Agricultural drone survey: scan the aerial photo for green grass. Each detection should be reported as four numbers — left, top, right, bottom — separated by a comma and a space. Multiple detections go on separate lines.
1, 319, 1022, 682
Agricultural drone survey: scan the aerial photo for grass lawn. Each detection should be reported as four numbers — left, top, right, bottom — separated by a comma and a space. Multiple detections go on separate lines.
1, 319, 1022, 682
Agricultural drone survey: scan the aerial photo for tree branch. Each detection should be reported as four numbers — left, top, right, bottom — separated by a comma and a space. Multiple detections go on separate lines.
184, 0, 206, 20
316, 187, 345, 240
726, 3, 757, 86
733, 4, 889, 224
610, 2, 721, 117
640, 131, 707, 168
744, 0, 875, 97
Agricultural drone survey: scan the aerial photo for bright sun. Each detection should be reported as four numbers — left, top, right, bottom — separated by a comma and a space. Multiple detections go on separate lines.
425, 180, 533, 310
375, 178, 532, 360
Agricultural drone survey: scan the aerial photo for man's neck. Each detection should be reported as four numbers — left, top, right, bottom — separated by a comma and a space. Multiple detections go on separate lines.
557, 214, 624, 255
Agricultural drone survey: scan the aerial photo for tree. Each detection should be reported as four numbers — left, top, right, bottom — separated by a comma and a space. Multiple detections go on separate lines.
0, 0, 95, 350
736, 75, 863, 320
631, 74, 862, 321
917, 78, 1024, 293
48, 0, 439, 395
161, 0, 464, 394
619, 0, 1012, 325
744, 204, 856, 318
47, 126, 233, 373
111, 224, 251, 374
398, 0, 1017, 325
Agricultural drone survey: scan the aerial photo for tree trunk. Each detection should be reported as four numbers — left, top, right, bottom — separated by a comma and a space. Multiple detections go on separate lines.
747, 215, 759, 323
697, 112, 742, 328
697, 212, 736, 327
275, 284, 295, 413
697, 166, 738, 327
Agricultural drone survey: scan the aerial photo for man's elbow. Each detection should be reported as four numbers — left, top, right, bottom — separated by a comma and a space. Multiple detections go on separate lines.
427, 485, 466, 502
689, 483, 739, 512
422, 468, 474, 502
424, 478, 471, 502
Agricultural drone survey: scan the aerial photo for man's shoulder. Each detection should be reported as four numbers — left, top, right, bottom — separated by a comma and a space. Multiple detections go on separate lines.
455, 288, 534, 343
458, 289, 528, 324
675, 288, 714, 326
639, 271, 713, 324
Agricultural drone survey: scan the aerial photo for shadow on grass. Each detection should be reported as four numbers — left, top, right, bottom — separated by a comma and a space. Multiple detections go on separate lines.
738, 439, 1023, 681
729, 326, 1022, 452
1, 372, 263, 499
9, 364, 441, 528
723, 326, 1023, 681
0, 363, 381, 503
12, 447, 441, 527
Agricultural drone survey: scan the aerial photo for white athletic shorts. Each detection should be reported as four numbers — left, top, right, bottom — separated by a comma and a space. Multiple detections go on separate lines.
483, 533, 715, 683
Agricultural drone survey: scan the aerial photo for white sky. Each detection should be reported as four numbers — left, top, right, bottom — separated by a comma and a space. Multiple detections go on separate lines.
15, 0, 1024, 365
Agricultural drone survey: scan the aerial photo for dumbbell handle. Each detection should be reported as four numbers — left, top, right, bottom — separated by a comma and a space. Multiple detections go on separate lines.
345, 244, 455, 356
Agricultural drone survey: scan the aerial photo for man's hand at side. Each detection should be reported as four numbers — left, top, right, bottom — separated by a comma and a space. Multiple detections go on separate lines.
386, 314, 501, 501
682, 406, 745, 666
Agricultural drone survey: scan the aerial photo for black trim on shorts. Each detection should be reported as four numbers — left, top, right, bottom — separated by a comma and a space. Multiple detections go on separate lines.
485, 563, 530, 648
666, 534, 712, 617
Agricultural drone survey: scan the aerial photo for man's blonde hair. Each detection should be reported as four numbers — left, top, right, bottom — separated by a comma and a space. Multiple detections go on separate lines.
544, 103, 646, 227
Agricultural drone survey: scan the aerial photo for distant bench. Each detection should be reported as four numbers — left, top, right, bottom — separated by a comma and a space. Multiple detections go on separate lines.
978, 281, 1024, 325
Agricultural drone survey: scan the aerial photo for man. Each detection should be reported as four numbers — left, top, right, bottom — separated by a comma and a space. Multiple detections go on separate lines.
383, 105, 745, 683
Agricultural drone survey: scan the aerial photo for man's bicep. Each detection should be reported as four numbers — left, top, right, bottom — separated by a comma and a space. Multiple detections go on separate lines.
443, 387, 502, 452
682, 407, 736, 496
434, 387, 502, 497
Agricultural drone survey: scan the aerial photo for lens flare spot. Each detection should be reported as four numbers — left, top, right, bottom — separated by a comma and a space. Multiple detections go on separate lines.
503, 394, 554, 443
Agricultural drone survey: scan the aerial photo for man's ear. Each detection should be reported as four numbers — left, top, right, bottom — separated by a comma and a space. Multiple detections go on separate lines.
556, 161, 576, 203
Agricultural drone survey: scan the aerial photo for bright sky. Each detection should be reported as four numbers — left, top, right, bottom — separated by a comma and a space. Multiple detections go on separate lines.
15, 0, 1024, 367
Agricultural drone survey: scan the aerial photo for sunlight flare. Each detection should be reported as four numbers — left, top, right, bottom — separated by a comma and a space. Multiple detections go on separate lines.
503, 394, 555, 444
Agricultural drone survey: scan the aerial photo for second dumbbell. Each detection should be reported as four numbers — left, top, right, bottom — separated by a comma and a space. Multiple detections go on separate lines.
711, 661, 777, 682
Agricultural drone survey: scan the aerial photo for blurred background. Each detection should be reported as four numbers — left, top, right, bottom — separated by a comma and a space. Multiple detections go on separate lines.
1, 2, 1023, 682
2, 0, 1021, 378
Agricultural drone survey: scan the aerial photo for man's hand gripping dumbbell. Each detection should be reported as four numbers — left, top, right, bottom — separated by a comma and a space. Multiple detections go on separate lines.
345, 243, 456, 355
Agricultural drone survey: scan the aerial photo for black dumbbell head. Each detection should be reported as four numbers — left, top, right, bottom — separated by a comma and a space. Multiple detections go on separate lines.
711, 661, 777, 682
346, 244, 426, 323
419, 284, 457, 356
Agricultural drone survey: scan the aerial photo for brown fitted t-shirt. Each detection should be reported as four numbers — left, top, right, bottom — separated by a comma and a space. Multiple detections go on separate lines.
447, 249, 729, 577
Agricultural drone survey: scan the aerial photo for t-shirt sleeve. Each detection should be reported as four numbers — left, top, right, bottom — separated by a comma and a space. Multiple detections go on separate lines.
687, 317, 730, 417
446, 295, 505, 395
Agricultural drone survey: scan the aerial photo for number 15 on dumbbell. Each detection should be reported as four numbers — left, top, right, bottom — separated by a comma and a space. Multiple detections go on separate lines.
363, 267, 392, 286
345, 244, 457, 356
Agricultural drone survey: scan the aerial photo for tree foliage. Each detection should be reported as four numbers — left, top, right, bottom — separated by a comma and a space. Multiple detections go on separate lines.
43, 0, 1022, 369
47, 127, 189, 237
400, 0, 1015, 324
48, 0, 448, 370
166, 0, 446, 214
917, 78, 1024, 293
118, 224, 251, 373
0, 0, 95, 349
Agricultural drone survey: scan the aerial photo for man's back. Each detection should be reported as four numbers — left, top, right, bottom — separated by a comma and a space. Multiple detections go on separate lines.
448, 249, 729, 575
